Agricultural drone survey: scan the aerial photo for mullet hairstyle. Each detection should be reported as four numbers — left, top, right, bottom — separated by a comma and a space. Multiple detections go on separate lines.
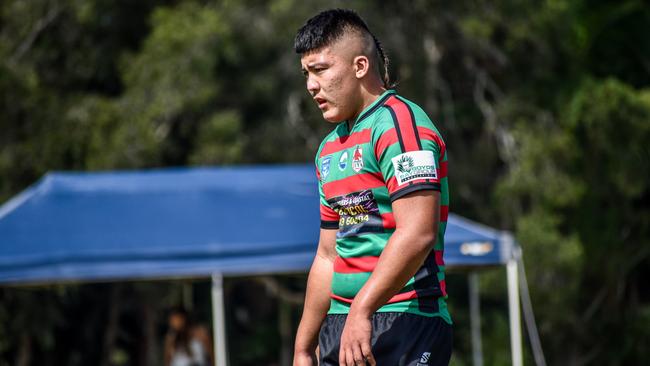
294, 8, 393, 89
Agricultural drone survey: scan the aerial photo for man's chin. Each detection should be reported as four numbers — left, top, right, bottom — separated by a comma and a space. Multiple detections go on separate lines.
322, 111, 345, 123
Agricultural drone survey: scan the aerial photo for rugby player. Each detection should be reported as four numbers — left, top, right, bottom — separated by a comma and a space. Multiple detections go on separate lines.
293, 9, 452, 366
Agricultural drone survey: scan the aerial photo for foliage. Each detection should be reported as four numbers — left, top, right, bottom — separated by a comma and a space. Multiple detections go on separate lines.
1, 0, 649, 365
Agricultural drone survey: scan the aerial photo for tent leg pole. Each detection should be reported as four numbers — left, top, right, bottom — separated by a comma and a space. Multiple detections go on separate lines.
469, 271, 483, 366
507, 259, 523, 366
212, 273, 228, 366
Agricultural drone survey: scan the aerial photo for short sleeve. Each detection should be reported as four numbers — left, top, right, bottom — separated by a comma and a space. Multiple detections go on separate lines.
315, 156, 340, 229
372, 98, 446, 202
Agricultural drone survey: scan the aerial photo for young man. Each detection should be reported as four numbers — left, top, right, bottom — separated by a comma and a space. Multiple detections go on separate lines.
293, 9, 452, 366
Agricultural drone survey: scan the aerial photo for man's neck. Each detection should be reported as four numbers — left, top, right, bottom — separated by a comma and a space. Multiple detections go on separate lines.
346, 84, 387, 130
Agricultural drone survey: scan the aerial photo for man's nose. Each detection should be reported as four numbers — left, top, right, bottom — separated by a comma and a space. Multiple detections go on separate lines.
306, 75, 319, 95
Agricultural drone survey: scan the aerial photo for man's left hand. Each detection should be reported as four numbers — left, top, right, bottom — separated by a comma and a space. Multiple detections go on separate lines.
338, 313, 376, 366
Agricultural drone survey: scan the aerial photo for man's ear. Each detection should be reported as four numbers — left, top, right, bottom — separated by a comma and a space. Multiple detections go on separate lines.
353, 55, 371, 79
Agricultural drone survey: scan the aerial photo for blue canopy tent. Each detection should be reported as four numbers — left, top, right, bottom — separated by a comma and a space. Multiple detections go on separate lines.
0, 165, 523, 365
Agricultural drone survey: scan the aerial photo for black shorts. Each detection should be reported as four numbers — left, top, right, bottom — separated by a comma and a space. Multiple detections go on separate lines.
319, 312, 452, 366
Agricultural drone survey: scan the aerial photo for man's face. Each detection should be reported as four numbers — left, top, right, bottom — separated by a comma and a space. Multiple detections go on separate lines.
168, 313, 186, 331
300, 40, 361, 123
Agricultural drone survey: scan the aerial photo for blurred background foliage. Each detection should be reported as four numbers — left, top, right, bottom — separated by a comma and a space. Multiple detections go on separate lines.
0, 0, 649, 365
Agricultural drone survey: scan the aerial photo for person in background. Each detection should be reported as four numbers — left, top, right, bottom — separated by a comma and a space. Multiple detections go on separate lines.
164, 306, 214, 366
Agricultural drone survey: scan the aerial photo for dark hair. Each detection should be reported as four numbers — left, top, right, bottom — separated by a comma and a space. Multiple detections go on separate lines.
168, 306, 190, 353
294, 9, 392, 88
169, 305, 188, 317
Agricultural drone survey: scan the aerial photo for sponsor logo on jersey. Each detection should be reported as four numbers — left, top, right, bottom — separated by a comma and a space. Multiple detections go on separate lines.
338, 151, 348, 171
396, 155, 414, 173
321, 156, 331, 180
352, 145, 364, 172
417, 352, 431, 365
327, 189, 382, 238
391, 150, 438, 185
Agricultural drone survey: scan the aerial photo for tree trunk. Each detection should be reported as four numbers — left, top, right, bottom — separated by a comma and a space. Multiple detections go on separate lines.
100, 284, 122, 366
141, 300, 160, 366
16, 332, 31, 366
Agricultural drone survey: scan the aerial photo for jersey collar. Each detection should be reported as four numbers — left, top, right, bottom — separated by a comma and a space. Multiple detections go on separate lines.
344, 89, 396, 133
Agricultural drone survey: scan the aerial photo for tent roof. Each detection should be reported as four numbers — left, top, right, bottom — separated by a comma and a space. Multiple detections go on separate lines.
0, 165, 513, 285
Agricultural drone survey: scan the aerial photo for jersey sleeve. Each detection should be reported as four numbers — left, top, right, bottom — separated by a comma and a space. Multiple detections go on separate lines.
371, 98, 447, 202
315, 156, 340, 229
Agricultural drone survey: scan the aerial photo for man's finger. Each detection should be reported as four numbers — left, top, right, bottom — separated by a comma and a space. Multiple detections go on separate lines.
361, 341, 376, 366
352, 341, 365, 366
346, 345, 356, 366
339, 344, 351, 366
339, 345, 346, 366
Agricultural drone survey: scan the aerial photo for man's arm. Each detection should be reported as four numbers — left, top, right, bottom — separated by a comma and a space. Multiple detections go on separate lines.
293, 228, 338, 366
339, 190, 440, 366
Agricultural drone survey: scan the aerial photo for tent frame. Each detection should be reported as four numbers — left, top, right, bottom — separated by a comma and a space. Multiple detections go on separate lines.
212, 273, 228, 366
507, 254, 523, 366
465, 233, 523, 366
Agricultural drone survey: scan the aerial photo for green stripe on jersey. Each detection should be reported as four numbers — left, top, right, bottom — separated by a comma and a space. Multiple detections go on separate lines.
328, 298, 452, 324
332, 272, 418, 300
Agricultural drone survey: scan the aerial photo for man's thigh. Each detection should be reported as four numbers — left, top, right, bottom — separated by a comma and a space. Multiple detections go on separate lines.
319, 312, 452, 366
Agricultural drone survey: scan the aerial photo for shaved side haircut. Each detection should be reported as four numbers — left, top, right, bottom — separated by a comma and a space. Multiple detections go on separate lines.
294, 8, 393, 88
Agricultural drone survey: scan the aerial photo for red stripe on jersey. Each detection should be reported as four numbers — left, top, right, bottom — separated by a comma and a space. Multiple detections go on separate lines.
320, 128, 372, 157
334, 256, 378, 273
386, 176, 399, 194
322, 172, 384, 198
440, 279, 447, 296
381, 212, 395, 229
374, 126, 445, 161
417, 127, 446, 159
439, 161, 448, 178
331, 290, 419, 304
320, 203, 339, 221
330, 293, 353, 304
440, 205, 449, 222
385, 97, 421, 151
435, 250, 445, 266
386, 290, 419, 303
374, 128, 397, 161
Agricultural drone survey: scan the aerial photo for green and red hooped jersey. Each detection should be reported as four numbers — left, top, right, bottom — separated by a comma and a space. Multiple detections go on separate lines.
315, 90, 451, 323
